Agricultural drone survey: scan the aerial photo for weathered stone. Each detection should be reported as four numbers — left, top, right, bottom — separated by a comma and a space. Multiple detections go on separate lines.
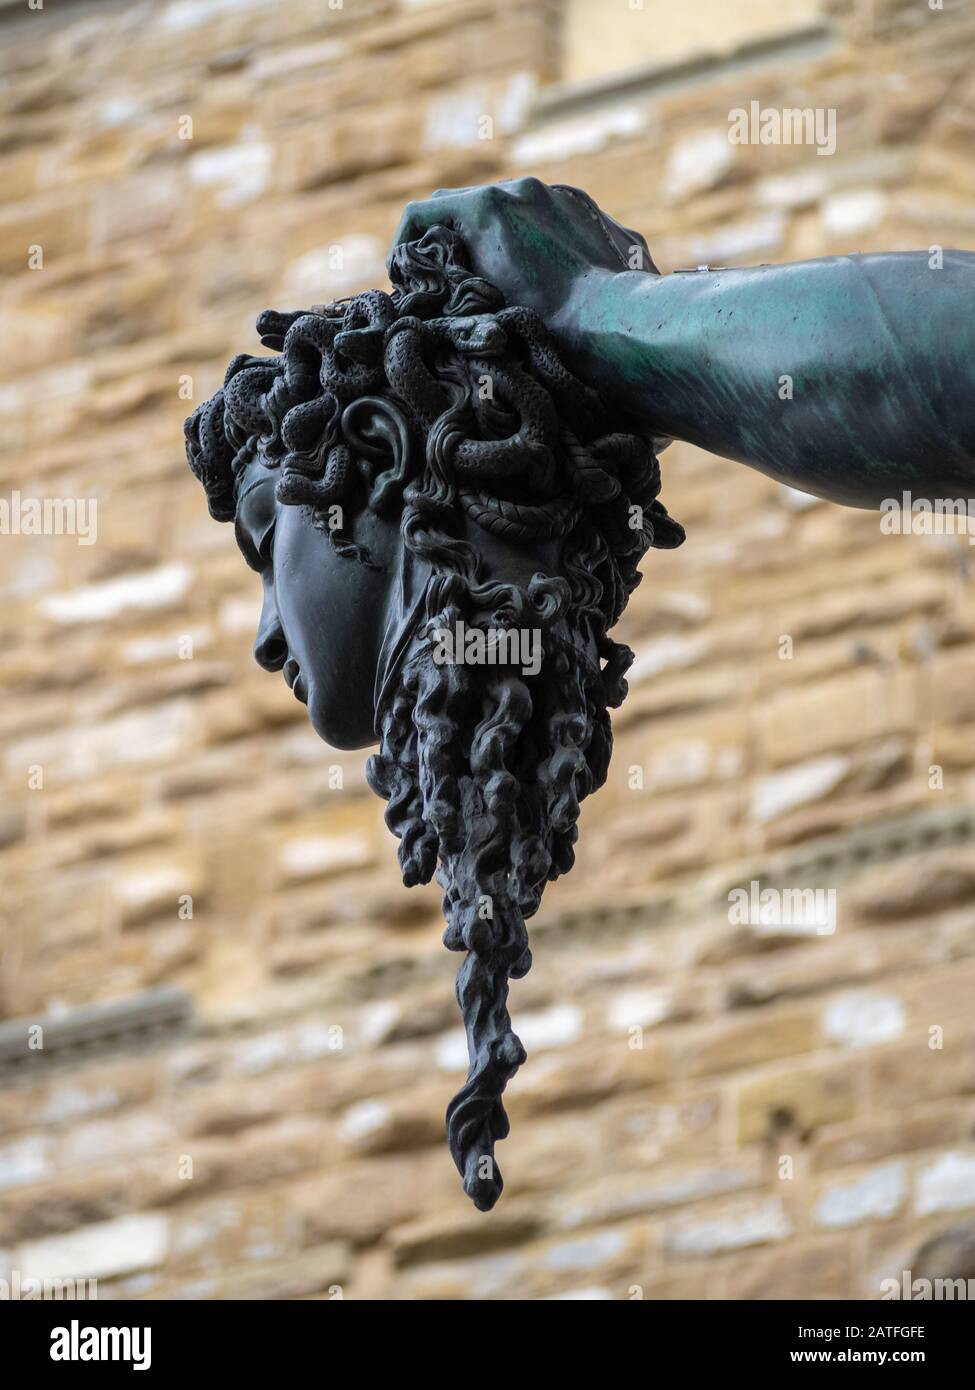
851, 852, 975, 921
738, 1061, 861, 1144
674, 1009, 819, 1079
663, 1198, 792, 1258
813, 1101, 975, 1171
814, 1161, 908, 1228
0, 1135, 54, 1191
390, 1204, 543, 1269
915, 1152, 975, 1217
821, 992, 906, 1049
557, 1160, 764, 1230
729, 1237, 854, 1300
759, 669, 917, 767
16, 1212, 170, 1283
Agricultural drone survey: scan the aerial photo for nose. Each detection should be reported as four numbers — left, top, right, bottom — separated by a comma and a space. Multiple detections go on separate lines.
253, 588, 288, 672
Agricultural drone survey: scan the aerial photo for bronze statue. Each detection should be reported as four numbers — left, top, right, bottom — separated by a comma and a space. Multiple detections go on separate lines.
185, 178, 975, 1210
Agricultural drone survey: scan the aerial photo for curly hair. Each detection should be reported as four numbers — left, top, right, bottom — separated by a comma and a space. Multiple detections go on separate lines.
185, 226, 683, 1210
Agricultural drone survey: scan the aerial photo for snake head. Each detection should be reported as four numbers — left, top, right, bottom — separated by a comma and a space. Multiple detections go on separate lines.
256, 309, 306, 350
443, 315, 508, 356
333, 325, 385, 364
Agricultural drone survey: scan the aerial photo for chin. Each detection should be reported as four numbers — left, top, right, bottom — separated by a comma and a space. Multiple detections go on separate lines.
305, 686, 377, 751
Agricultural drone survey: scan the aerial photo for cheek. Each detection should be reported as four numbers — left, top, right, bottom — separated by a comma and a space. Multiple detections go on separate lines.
269, 505, 387, 749
269, 509, 331, 660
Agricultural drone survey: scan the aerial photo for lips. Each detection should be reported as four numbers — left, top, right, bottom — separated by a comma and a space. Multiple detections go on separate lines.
282, 657, 308, 704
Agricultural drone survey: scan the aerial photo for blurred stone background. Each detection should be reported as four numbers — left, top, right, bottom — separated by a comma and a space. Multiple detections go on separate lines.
2, 0, 975, 1300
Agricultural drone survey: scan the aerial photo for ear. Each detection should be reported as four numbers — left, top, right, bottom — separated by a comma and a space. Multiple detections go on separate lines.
341, 396, 414, 515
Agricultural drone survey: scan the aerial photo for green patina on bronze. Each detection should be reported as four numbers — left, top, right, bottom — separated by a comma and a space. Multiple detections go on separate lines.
567, 251, 974, 508
395, 180, 974, 511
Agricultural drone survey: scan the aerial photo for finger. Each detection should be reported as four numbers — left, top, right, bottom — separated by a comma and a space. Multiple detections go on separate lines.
501, 174, 549, 200
552, 183, 657, 273
387, 197, 459, 270
392, 181, 511, 249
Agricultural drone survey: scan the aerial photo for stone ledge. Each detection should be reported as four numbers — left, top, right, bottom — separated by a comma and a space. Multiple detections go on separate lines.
0, 987, 193, 1087
531, 21, 838, 125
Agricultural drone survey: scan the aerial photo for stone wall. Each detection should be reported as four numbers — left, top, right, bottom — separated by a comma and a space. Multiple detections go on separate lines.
1, 0, 975, 1300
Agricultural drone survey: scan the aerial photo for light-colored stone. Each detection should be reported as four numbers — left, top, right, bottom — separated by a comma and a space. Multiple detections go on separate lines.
512, 105, 647, 165
544, 1229, 627, 1271
277, 834, 374, 881
664, 1198, 792, 1257
751, 755, 850, 822
663, 128, 735, 202
814, 1162, 907, 1228
916, 1153, 975, 1217
38, 564, 193, 624
0, 1136, 53, 1191
822, 992, 906, 1049
821, 188, 889, 237
17, 1213, 171, 1282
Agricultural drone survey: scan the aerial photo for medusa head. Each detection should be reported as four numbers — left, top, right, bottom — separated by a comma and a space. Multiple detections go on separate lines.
184, 225, 683, 1209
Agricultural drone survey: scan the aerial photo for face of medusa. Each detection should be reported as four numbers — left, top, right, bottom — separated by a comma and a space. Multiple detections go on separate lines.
232, 408, 409, 753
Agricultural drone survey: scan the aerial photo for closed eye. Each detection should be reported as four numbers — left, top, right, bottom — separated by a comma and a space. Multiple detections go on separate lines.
234, 521, 271, 573
256, 519, 275, 565
235, 478, 277, 572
